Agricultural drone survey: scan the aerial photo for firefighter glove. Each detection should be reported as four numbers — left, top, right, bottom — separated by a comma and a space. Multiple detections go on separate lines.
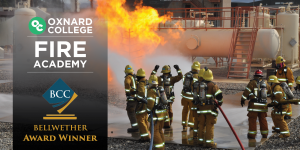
241, 99, 245, 107
154, 65, 159, 71
174, 65, 180, 70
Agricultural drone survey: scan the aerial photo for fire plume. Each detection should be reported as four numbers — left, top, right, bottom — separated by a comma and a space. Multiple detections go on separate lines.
96, 0, 172, 62
96, 0, 183, 85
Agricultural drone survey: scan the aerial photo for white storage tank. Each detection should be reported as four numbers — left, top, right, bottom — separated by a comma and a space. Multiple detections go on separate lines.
276, 6, 299, 65
249, 6, 271, 28
174, 29, 280, 58
13, 8, 36, 71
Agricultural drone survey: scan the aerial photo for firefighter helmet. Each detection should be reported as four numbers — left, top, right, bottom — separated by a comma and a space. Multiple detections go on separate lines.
203, 69, 213, 81
198, 68, 205, 78
191, 61, 201, 70
136, 68, 146, 77
149, 75, 158, 85
276, 56, 286, 64
161, 65, 171, 73
254, 69, 263, 77
296, 76, 300, 85
124, 65, 134, 73
268, 75, 280, 83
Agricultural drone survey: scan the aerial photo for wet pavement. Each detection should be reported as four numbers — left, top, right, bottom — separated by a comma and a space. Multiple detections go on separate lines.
108, 92, 300, 150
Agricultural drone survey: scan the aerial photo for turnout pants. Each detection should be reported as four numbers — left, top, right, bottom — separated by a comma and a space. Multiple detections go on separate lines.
197, 113, 217, 146
181, 98, 194, 128
126, 101, 138, 129
150, 120, 165, 150
285, 104, 292, 117
164, 102, 173, 127
136, 112, 150, 140
271, 111, 290, 136
247, 111, 268, 138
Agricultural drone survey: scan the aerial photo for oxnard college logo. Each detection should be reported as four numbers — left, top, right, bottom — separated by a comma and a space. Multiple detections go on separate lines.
42, 78, 78, 120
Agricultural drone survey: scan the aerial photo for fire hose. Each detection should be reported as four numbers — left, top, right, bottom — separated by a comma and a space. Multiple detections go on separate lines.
149, 112, 154, 150
215, 100, 245, 150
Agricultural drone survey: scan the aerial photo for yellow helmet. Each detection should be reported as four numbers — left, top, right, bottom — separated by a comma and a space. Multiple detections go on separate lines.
276, 56, 286, 64
136, 68, 146, 77
203, 69, 213, 81
191, 61, 201, 70
161, 65, 171, 73
268, 75, 280, 83
124, 65, 134, 73
296, 76, 300, 84
149, 75, 158, 85
198, 68, 205, 78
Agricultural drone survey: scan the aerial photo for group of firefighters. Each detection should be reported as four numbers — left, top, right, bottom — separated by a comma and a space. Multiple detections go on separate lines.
123, 56, 299, 149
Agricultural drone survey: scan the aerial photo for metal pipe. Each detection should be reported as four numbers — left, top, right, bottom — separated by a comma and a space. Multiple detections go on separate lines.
215, 100, 245, 150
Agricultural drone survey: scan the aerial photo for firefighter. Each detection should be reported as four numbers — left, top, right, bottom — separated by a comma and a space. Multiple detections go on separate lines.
191, 68, 206, 139
241, 70, 272, 139
135, 68, 150, 142
275, 56, 294, 119
196, 69, 223, 148
181, 61, 201, 131
151, 65, 183, 128
268, 75, 290, 138
147, 75, 167, 150
124, 65, 139, 133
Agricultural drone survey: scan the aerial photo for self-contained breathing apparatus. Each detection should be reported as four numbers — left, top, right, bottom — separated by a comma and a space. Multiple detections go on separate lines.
193, 81, 217, 108
281, 82, 294, 99
160, 74, 175, 103
250, 79, 268, 104
125, 74, 138, 101
155, 86, 168, 110
183, 72, 195, 93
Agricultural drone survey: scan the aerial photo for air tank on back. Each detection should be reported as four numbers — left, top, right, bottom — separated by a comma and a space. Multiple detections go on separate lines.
276, 4, 299, 66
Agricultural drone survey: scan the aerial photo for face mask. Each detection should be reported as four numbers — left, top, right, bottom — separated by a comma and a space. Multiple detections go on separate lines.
276, 64, 281, 69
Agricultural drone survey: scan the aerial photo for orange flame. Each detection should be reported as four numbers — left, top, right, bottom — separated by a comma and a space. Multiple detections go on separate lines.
96, 0, 172, 62
97, 0, 183, 84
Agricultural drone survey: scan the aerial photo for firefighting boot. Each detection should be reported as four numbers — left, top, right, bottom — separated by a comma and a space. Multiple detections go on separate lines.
278, 133, 290, 138
247, 133, 256, 139
206, 142, 217, 148
127, 127, 139, 133
272, 126, 280, 133
262, 134, 268, 138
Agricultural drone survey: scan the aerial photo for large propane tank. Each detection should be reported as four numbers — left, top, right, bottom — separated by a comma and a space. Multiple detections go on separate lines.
175, 29, 280, 58
160, 19, 205, 28
0, 18, 13, 46
13, 8, 36, 75
276, 5, 299, 65
249, 5, 271, 28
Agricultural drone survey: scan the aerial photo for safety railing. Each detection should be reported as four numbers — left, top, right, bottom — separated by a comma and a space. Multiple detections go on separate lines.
226, 7, 241, 78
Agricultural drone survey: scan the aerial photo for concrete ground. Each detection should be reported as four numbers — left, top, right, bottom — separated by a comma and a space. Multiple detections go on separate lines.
108, 92, 300, 150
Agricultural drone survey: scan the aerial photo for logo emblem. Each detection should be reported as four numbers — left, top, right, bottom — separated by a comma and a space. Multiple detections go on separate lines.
42, 78, 78, 120
28, 17, 46, 35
